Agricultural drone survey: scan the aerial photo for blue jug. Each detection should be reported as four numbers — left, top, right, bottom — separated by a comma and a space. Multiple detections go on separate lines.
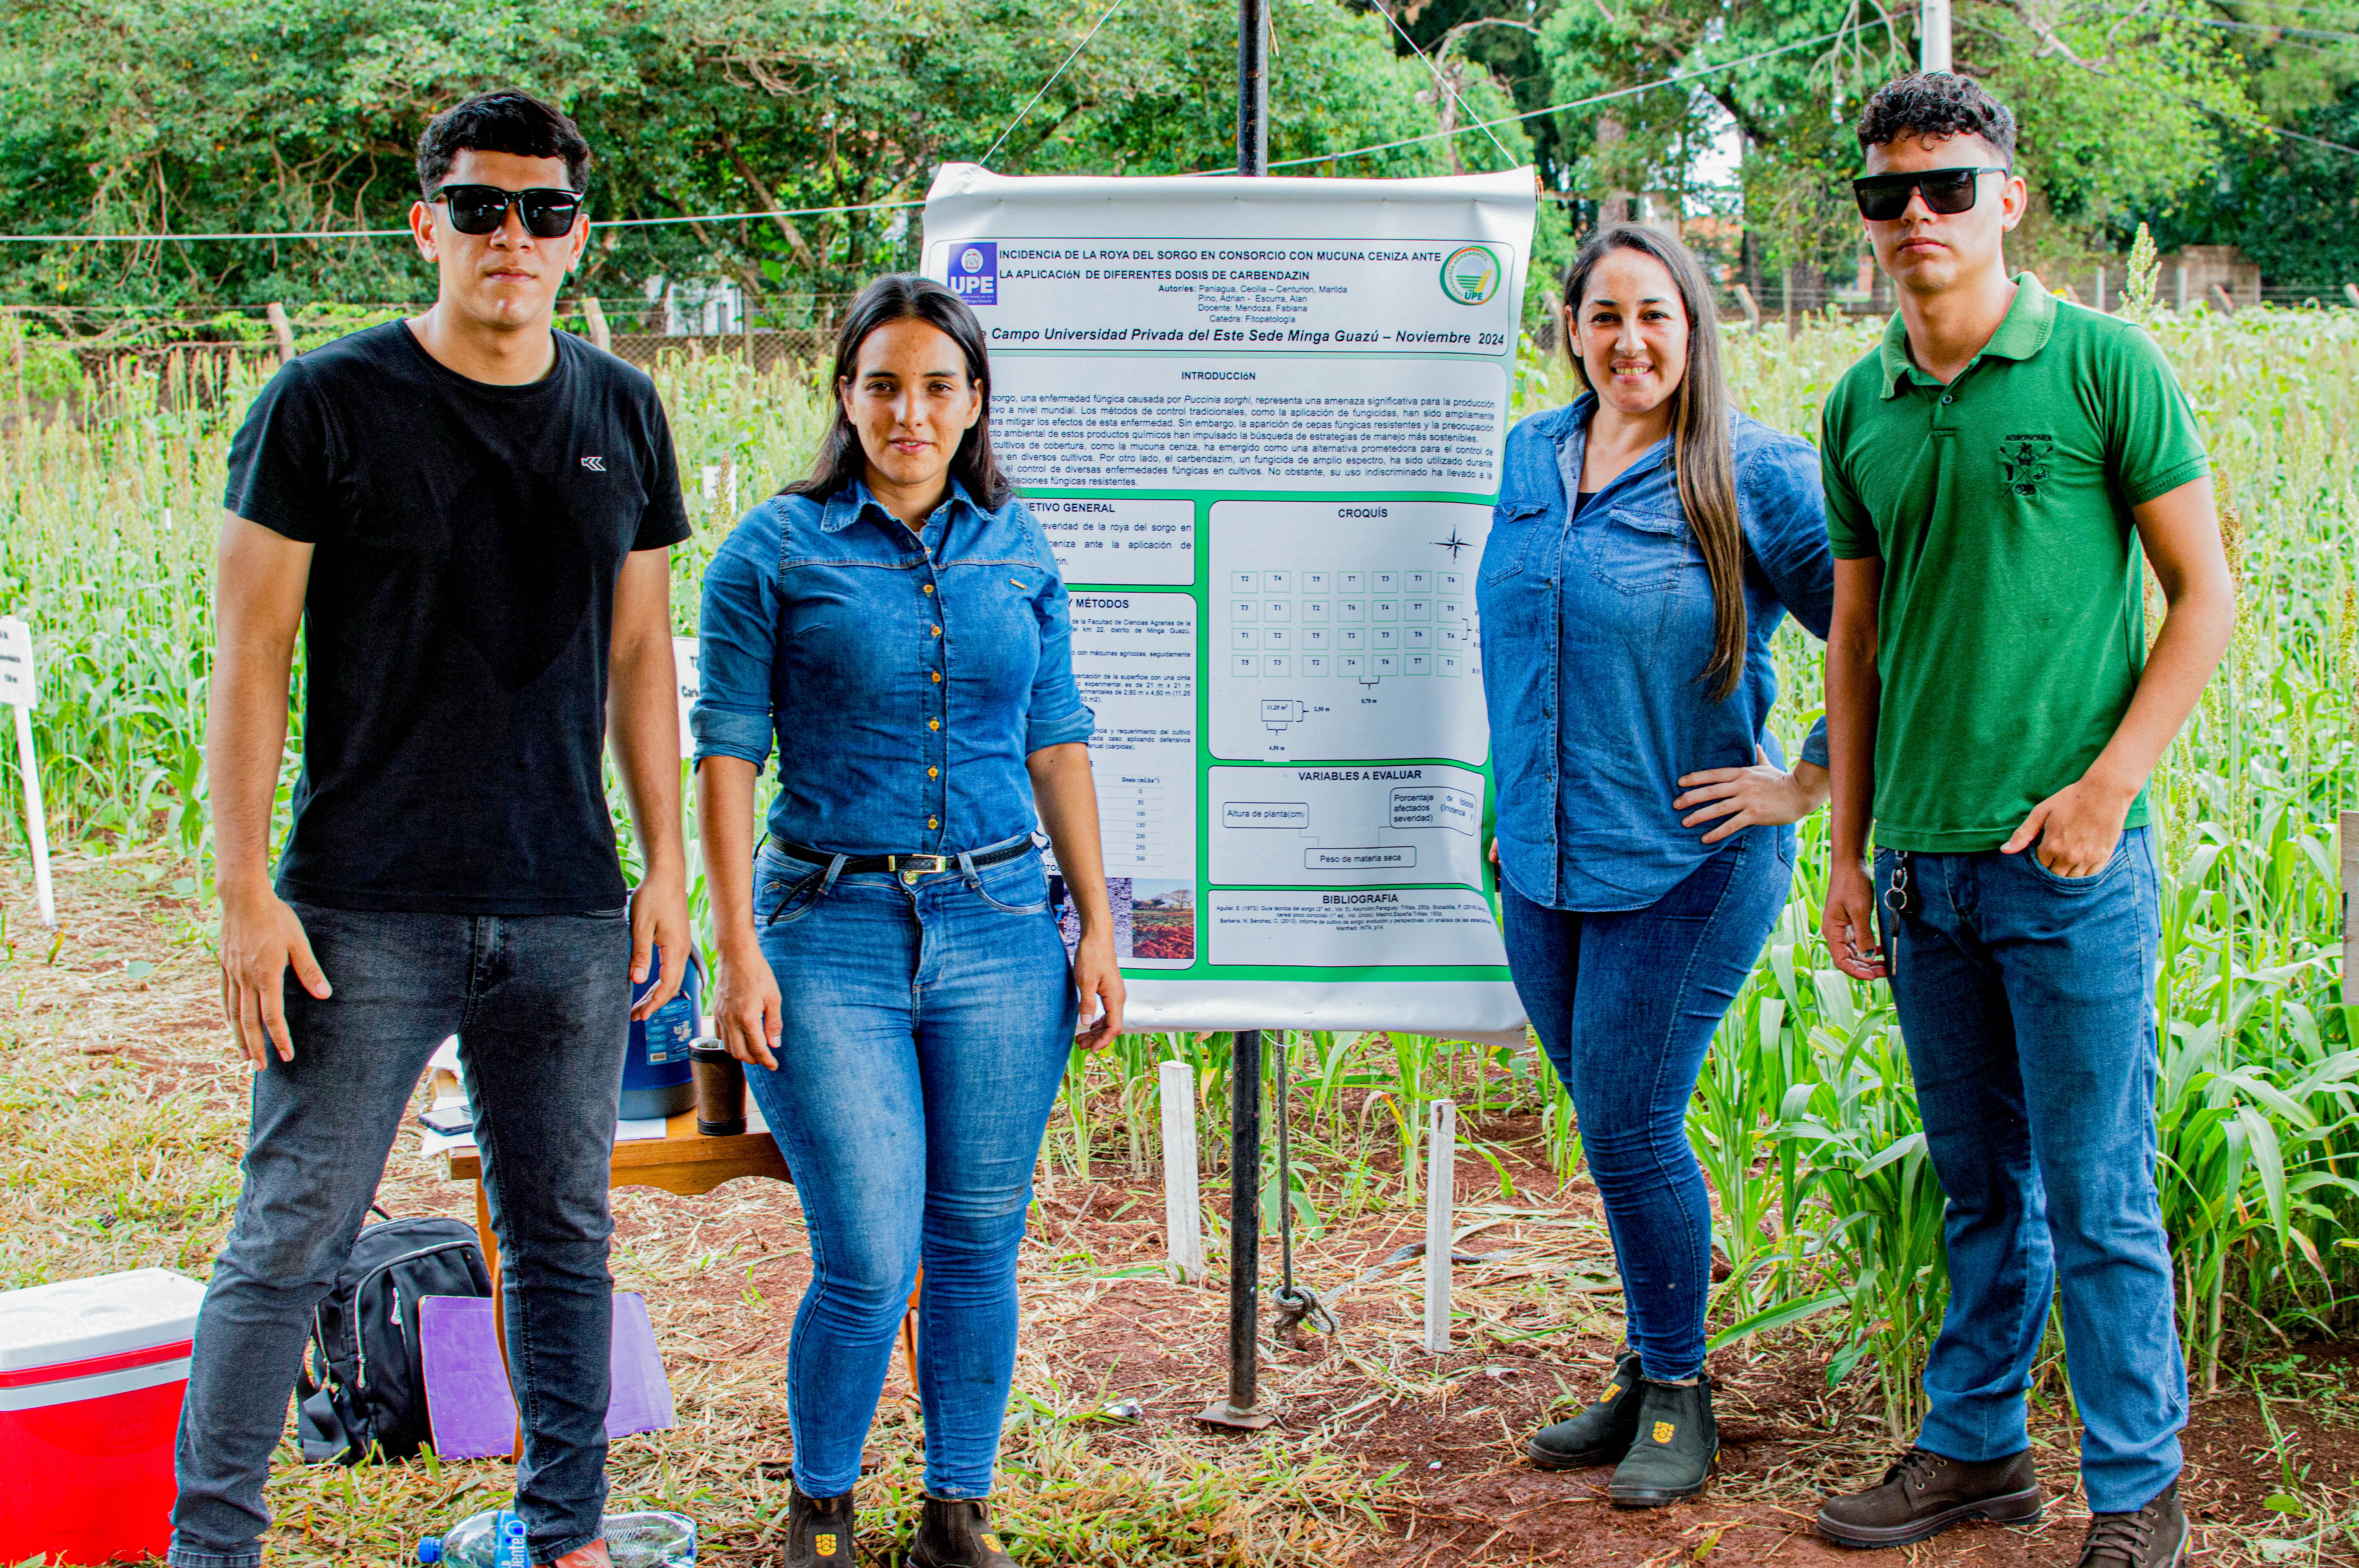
621, 944, 703, 1121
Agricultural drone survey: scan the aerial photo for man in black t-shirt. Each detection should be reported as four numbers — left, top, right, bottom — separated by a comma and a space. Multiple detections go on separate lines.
171, 91, 691, 1568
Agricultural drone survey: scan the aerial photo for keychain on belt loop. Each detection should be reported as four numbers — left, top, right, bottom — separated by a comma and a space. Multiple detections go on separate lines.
1883, 849, 1915, 918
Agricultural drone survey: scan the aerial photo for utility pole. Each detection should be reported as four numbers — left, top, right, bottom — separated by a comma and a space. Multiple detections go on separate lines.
1237, 0, 1269, 178
1200, 0, 1274, 1434
1921, 0, 1952, 71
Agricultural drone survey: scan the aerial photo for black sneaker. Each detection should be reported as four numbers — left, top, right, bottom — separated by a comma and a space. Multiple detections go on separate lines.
1528, 1349, 1644, 1470
779, 1484, 860, 1566
909, 1495, 1019, 1568
2077, 1480, 2189, 1568
1815, 1445, 2043, 1548
1606, 1376, 1717, 1507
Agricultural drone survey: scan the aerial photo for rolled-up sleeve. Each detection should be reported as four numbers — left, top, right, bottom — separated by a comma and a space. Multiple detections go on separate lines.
1743, 437, 1836, 768
691, 505, 783, 770
1022, 539, 1095, 753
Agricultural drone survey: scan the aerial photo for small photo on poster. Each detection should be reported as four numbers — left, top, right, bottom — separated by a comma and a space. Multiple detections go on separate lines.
1049, 875, 1196, 969
1128, 878, 1196, 963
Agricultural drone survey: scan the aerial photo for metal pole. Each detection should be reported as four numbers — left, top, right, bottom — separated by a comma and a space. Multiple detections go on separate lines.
1200, 1029, 1273, 1427
1238, 0, 1269, 178
1920, 0, 1952, 72
1199, 0, 1278, 1437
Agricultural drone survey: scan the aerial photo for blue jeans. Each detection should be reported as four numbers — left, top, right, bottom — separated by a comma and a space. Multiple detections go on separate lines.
747, 839, 1076, 1499
1878, 826, 2184, 1513
1500, 832, 1792, 1381
170, 904, 631, 1568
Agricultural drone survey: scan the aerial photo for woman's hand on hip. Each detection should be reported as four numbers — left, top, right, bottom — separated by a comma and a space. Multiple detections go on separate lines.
1674, 749, 1830, 843
1071, 931, 1127, 1051
712, 935, 783, 1071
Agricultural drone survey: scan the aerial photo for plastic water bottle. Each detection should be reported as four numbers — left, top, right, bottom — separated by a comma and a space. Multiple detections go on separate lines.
416, 1508, 530, 1567
418, 1508, 696, 1567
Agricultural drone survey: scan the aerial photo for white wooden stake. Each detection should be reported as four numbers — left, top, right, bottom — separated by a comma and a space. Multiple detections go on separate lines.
1423, 1098, 1456, 1354
0, 617, 52, 926
1159, 1060, 1205, 1284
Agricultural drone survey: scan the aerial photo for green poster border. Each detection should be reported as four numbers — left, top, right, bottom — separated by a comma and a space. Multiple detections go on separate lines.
1032, 485, 1511, 986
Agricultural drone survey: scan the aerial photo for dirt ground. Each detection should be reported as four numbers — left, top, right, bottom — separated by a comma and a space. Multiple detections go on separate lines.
6, 848, 2353, 1566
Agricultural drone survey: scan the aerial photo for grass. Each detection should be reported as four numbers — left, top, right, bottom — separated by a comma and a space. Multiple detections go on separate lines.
0, 281, 2352, 1562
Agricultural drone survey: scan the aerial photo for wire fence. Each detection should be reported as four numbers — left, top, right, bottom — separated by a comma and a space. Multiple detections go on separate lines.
5, 270, 2357, 419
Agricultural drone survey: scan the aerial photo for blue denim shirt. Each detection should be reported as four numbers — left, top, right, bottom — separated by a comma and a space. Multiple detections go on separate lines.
1478, 395, 1834, 912
691, 477, 1095, 855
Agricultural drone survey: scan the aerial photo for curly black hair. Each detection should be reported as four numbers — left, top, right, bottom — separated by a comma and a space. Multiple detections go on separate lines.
1855, 71, 2016, 165
415, 90, 592, 197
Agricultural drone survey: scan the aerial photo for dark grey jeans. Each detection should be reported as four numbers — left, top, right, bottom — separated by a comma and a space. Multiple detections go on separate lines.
169, 902, 631, 1568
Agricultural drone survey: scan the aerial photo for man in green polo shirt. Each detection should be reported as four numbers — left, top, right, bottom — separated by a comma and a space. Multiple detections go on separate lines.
1811, 74, 2233, 1568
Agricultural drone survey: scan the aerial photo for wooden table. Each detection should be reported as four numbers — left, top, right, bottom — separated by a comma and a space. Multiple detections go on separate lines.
434, 1080, 920, 1433
441, 1098, 794, 1292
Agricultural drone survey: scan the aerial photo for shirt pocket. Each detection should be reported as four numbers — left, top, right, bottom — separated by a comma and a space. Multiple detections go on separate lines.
1583, 506, 1705, 597
1480, 497, 1554, 584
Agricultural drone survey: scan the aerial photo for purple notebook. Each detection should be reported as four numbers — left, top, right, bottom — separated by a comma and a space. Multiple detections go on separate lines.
418, 1293, 675, 1462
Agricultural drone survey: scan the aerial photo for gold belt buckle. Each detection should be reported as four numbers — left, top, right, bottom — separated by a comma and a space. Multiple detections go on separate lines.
893, 853, 950, 884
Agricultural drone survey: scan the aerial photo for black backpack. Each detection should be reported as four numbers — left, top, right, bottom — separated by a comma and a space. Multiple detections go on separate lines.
296, 1212, 491, 1465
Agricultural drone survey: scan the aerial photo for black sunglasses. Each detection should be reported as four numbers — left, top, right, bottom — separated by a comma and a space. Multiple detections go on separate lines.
431, 184, 585, 238
1851, 166, 2010, 221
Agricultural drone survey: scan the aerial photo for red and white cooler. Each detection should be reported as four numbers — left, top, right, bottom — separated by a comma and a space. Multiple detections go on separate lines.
0, 1267, 207, 1564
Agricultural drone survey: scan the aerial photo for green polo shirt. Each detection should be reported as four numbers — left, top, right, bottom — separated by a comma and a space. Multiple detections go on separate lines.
1819, 277, 2209, 851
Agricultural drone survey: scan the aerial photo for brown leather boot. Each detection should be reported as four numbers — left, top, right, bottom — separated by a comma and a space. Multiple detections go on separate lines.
2075, 1480, 2189, 1568
909, 1495, 1018, 1568
778, 1484, 860, 1566
1816, 1445, 2043, 1548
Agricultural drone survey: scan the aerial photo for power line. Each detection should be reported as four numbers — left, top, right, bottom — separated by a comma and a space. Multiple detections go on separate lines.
1957, 14, 2359, 158
980, 0, 1130, 167
2091, 4, 2359, 42
1253, 19, 1898, 171
1368, 3, 1521, 169
0, 198, 924, 245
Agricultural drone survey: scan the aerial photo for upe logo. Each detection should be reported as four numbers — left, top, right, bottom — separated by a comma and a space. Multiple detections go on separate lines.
1439, 244, 1502, 306
1999, 433, 2054, 498
948, 241, 998, 305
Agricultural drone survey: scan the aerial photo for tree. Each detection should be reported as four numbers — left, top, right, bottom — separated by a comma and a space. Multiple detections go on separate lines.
0, 0, 1522, 310
1517, 0, 2254, 283
2126, 4, 2359, 292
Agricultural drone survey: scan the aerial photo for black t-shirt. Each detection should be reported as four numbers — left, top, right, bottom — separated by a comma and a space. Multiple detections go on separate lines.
223, 322, 691, 914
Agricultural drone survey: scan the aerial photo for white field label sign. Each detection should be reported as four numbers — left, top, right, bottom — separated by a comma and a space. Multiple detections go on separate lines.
0, 617, 31, 708
0, 615, 54, 924
924, 165, 1534, 1036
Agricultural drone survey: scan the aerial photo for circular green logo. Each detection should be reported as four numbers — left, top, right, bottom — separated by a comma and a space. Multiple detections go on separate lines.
1439, 244, 1502, 306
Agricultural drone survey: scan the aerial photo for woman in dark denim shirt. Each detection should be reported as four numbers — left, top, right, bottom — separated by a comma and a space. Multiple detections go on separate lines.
691, 277, 1124, 1568
1479, 225, 1835, 1504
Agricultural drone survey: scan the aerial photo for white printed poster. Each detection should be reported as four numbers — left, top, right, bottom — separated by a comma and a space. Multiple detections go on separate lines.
923, 164, 1534, 1036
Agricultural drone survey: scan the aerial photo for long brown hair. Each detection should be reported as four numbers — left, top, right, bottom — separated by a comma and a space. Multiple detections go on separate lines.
783, 273, 1012, 508
1560, 224, 1747, 701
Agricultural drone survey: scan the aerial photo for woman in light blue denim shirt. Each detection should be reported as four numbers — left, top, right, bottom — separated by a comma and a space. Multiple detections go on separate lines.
691, 277, 1123, 1568
1479, 225, 1835, 1504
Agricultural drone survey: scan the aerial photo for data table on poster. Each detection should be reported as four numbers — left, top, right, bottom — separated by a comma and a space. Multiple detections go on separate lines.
1207, 499, 1490, 767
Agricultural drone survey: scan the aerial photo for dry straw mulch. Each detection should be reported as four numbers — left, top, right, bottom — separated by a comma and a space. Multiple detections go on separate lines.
3, 848, 2350, 1566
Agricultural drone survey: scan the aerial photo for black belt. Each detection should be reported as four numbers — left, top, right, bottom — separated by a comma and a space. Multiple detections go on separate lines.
776, 838, 1033, 877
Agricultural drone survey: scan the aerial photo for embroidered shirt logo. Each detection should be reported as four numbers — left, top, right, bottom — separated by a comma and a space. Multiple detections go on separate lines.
1999, 434, 2054, 498
982, 1534, 1005, 1552
814, 1531, 837, 1556
580, 454, 607, 472
1652, 1420, 1676, 1444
